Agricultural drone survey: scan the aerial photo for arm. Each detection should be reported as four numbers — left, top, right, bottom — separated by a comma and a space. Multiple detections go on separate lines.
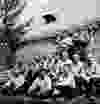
28, 78, 39, 94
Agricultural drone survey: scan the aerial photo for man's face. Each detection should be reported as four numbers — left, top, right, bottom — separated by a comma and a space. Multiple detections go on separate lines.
62, 51, 68, 59
41, 70, 47, 76
73, 54, 80, 62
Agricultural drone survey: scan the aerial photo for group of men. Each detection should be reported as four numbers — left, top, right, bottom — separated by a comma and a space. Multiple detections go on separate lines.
1, 25, 100, 97
1, 49, 99, 97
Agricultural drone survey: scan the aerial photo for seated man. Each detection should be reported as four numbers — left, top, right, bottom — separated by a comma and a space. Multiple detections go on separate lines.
2, 62, 28, 95
55, 64, 76, 98
57, 68, 75, 86
1, 69, 24, 95
28, 69, 53, 97
5, 69, 24, 88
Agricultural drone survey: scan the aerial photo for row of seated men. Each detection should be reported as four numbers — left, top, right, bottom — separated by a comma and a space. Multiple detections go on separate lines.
0, 51, 99, 98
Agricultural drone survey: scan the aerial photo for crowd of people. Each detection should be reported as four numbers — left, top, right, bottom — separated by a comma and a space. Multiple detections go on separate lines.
1, 25, 100, 98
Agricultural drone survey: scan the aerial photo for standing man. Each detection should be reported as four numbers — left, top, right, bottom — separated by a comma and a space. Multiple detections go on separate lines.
71, 53, 83, 77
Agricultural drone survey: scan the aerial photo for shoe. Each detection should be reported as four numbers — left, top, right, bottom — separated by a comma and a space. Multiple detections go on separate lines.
88, 96, 96, 101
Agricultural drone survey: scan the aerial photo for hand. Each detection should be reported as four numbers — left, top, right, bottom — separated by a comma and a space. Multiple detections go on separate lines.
27, 86, 32, 94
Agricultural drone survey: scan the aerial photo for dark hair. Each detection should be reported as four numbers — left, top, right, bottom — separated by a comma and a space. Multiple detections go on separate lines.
40, 68, 49, 73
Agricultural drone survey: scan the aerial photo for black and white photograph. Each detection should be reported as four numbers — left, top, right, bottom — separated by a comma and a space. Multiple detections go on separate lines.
0, 0, 100, 104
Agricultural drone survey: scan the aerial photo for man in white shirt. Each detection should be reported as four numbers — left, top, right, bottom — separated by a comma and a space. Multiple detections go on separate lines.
55, 63, 76, 98
71, 53, 83, 76
57, 64, 75, 87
